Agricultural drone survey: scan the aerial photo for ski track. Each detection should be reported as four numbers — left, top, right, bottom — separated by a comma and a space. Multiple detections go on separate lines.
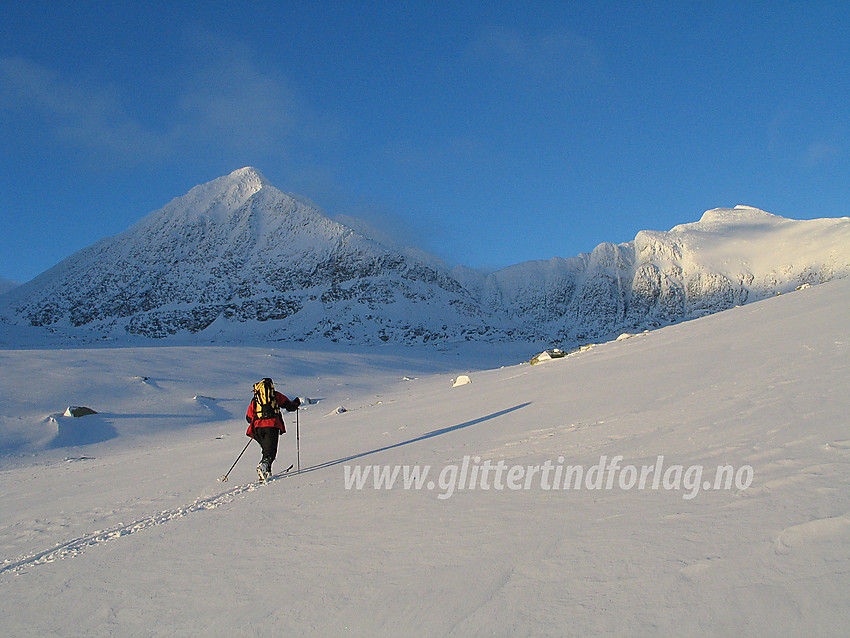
0, 475, 287, 575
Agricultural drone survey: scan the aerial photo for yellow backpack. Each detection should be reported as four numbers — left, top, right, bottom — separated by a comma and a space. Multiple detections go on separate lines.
253, 378, 281, 420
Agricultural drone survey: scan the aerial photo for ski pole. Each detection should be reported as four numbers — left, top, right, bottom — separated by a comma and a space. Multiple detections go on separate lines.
219, 439, 252, 482
296, 408, 301, 473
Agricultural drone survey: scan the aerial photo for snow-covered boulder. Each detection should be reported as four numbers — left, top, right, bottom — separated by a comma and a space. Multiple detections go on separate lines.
64, 406, 97, 418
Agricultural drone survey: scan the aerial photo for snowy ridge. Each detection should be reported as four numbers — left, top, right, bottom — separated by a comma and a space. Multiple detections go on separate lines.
2, 169, 849, 345
464, 204, 850, 341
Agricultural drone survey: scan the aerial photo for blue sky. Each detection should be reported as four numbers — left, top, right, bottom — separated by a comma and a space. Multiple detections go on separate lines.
1, 1, 849, 283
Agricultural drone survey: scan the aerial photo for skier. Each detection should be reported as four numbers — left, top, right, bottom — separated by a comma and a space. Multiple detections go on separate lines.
246, 378, 300, 481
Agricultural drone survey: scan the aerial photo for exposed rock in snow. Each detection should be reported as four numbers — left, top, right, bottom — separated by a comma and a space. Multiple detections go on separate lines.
529, 349, 566, 364
0, 168, 493, 344
63, 406, 97, 418
452, 375, 471, 387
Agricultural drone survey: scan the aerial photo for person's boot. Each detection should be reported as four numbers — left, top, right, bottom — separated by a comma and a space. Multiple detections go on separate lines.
258, 458, 272, 481
257, 460, 270, 482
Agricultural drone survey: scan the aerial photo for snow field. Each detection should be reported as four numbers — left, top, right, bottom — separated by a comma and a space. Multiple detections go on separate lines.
1, 279, 849, 635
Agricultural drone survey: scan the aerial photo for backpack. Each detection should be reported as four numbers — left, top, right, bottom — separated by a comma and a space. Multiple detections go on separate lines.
253, 378, 281, 420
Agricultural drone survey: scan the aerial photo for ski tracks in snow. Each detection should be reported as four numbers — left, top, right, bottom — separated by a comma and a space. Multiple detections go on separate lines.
0, 477, 281, 575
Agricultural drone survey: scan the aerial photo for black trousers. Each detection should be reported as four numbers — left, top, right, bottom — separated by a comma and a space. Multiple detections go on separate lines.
254, 427, 280, 466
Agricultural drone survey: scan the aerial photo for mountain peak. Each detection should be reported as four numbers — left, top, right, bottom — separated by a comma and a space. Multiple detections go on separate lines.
667, 206, 787, 234
197, 166, 271, 196
697, 206, 784, 225
157, 167, 275, 224
226, 166, 269, 187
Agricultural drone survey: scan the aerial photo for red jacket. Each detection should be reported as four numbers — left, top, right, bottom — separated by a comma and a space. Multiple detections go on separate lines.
246, 391, 296, 438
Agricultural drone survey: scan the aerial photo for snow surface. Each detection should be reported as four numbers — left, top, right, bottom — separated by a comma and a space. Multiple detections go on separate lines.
1, 278, 849, 635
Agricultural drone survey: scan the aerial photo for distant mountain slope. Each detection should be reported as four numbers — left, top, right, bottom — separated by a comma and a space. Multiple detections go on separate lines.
477, 205, 850, 342
2, 168, 849, 344
0, 168, 501, 343
0, 279, 18, 295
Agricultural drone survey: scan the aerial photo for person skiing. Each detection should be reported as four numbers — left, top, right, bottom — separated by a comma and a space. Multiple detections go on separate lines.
246, 378, 300, 481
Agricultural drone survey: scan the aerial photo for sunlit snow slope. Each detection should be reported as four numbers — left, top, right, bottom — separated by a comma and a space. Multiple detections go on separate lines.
1, 279, 848, 635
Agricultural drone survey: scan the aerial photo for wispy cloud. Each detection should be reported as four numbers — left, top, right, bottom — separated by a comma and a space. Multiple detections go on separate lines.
767, 106, 845, 169
466, 25, 603, 86
0, 31, 331, 169
175, 29, 318, 160
801, 141, 841, 169
0, 56, 171, 162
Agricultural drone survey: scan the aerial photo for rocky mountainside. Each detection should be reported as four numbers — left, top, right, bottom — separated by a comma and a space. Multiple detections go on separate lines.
2, 168, 849, 345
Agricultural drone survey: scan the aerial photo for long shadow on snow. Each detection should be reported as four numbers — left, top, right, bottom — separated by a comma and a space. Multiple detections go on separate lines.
301, 402, 532, 474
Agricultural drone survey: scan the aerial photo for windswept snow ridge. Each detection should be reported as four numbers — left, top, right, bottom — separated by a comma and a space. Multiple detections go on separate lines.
477, 205, 850, 340
2, 169, 849, 344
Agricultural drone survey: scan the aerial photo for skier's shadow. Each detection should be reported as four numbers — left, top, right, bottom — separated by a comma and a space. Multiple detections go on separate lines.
301, 402, 531, 474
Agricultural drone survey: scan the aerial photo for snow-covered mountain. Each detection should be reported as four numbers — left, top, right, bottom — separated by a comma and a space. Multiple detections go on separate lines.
0, 168, 499, 343
476, 205, 850, 342
2, 167, 849, 344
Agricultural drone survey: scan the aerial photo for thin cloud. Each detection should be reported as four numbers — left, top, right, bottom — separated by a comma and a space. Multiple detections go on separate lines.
175, 30, 310, 159
767, 106, 845, 169
0, 56, 171, 162
801, 141, 841, 168
0, 33, 332, 168
466, 25, 603, 86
